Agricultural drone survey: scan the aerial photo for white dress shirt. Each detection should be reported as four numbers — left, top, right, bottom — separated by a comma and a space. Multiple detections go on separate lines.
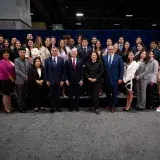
37, 68, 41, 78
108, 53, 114, 64
71, 57, 77, 65
52, 56, 58, 64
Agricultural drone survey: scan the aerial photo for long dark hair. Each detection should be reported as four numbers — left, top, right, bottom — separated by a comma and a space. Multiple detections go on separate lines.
147, 50, 155, 60
89, 51, 100, 62
95, 40, 102, 51
26, 39, 34, 58
137, 50, 148, 63
58, 39, 67, 55
32, 57, 43, 69
3, 39, 10, 49
126, 51, 135, 64
122, 41, 131, 54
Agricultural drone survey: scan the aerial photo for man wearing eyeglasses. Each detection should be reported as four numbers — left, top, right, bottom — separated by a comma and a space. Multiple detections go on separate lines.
102, 45, 124, 113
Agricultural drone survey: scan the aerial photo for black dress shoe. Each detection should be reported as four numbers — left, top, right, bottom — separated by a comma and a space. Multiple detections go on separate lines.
69, 109, 73, 112
50, 109, 55, 113
75, 108, 80, 112
95, 109, 100, 115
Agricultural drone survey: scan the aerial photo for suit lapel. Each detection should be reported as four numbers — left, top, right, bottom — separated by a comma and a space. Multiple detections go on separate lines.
111, 54, 116, 67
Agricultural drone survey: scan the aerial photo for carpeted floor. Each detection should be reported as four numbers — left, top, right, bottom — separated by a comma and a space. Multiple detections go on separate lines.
0, 108, 160, 160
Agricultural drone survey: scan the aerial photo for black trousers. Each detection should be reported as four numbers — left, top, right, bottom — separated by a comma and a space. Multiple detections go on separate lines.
16, 83, 27, 110
68, 82, 81, 109
50, 84, 60, 109
146, 83, 155, 108
88, 82, 101, 109
33, 84, 44, 108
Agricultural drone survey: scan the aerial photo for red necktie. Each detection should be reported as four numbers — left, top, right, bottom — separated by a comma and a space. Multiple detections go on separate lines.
72, 58, 76, 70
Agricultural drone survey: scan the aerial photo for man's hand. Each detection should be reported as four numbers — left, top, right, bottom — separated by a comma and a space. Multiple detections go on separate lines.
79, 80, 83, 86
65, 80, 70, 86
92, 78, 97, 82
60, 81, 64, 87
46, 81, 50, 87
118, 79, 123, 84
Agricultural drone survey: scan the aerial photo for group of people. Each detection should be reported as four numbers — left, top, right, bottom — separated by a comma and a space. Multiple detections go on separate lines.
0, 34, 160, 114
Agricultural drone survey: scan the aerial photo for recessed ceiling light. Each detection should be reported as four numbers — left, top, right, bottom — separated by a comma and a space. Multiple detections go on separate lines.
126, 15, 133, 17
76, 23, 81, 25
152, 24, 157, 26
114, 24, 120, 26
66, 6, 68, 8
76, 13, 84, 17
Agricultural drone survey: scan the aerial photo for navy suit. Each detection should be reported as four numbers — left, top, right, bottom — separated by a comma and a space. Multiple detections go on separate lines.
65, 58, 84, 110
77, 46, 93, 65
45, 57, 64, 109
102, 54, 124, 107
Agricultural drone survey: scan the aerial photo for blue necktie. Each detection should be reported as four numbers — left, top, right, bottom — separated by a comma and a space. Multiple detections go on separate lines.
108, 54, 112, 67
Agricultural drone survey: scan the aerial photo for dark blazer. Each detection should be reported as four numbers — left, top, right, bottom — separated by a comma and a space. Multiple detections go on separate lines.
29, 67, 44, 82
44, 57, 64, 85
85, 61, 104, 82
65, 58, 84, 84
102, 54, 124, 85
77, 46, 93, 65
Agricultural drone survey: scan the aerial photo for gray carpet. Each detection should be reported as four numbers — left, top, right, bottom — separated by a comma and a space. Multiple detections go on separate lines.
0, 108, 160, 160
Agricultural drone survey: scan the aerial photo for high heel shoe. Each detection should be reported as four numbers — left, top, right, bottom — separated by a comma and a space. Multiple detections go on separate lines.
122, 108, 131, 111
4, 108, 11, 113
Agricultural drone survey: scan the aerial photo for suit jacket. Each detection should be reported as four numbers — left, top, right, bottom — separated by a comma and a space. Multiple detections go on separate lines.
85, 61, 104, 82
77, 46, 93, 65
135, 60, 155, 81
123, 61, 139, 83
14, 57, 31, 85
65, 58, 83, 84
143, 59, 159, 83
44, 57, 64, 85
29, 67, 44, 82
102, 54, 124, 85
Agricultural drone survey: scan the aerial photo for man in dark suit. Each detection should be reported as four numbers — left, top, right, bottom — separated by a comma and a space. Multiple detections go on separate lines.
150, 40, 160, 62
65, 48, 83, 112
102, 45, 124, 113
45, 47, 64, 113
14, 47, 31, 112
77, 38, 92, 95
77, 38, 93, 65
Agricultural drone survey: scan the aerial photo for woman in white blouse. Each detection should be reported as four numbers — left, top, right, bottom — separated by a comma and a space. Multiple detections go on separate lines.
123, 51, 139, 111
25, 39, 39, 64
58, 39, 69, 61
35, 36, 50, 65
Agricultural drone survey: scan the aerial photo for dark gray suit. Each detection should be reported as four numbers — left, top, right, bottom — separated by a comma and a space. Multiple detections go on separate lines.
14, 57, 31, 110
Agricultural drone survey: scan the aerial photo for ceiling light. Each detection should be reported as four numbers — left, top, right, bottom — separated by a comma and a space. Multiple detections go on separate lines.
76, 23, 81, 25
152, 24, 157, 26
30, 13, 34, 15
76, 13, 84, 17
126, 15, 133, 17
66, 6, 68, 8
114, 24, 120, 26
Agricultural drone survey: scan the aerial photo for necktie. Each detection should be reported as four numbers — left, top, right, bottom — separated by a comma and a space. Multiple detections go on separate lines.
53, 57, 56, 64
83, 47, 87, 53
108, 54, 112, 67
72, 58, 76, 70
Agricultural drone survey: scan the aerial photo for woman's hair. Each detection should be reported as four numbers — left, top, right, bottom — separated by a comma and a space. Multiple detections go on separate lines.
32, 57, 43, 68
35, 36, 43, 49
3, 39, 10, 49
137, 50, 148, 63
58, 39, 67, 55
147, 50, 155, 59
0, 49, 10, 59
122, 41, 131, 53
136, 42, 146, 51
26, 39, 34, 57
89, 51, 100, 62
126, 51, 134, 64
95, 40, 102, 51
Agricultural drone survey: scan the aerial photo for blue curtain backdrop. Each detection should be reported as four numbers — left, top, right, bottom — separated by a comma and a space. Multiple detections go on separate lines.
0, 30, 160, 48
